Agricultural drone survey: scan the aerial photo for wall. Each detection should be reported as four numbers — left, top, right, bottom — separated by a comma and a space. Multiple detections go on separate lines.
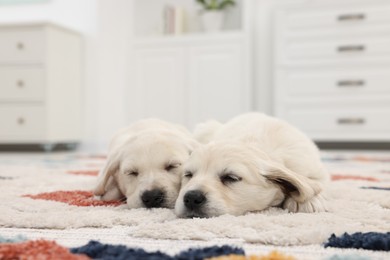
253, 0, 307, 115
92, 0, 133, 150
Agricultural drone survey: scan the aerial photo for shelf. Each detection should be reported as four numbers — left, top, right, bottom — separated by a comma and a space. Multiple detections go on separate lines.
133, 30, 245, 46
133, 0, 244, 42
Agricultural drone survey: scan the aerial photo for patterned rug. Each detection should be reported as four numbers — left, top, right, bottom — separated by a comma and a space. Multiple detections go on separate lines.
0, 151, 389, 259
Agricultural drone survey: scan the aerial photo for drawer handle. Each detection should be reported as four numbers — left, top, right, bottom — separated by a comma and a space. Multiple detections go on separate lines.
17, 117, 25, 125
338, 45, 365, 52
337, 80, 365, 87
16, 42, 25, 50
17, 80, 25, 88
337, 118, 365, 125
337, 13, 365, 22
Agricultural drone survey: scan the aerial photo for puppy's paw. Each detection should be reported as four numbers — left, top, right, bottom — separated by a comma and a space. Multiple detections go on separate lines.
283, 194, 327, 213
98, 187, 124, 201
93, 195, 103, 201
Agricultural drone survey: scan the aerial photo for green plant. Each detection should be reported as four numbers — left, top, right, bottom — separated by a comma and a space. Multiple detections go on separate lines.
196, 0, 235, 10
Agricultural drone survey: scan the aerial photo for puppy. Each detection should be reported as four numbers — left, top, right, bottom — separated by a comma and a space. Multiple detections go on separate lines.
175, 113, 329, 218
94, 119, 198, 209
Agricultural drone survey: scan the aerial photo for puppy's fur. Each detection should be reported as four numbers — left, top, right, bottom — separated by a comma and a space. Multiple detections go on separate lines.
94, 119, 198, 209
175, 113, 329, 218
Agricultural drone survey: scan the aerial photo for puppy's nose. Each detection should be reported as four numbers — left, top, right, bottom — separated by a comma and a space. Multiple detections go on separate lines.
141, 189, 165, 208
183, 190, 206, 210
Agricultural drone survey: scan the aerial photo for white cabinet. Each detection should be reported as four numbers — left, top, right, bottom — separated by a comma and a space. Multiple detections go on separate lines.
132, 33, 250, 127
188, 43, 245, 126
274, 0, 390, 142
134, 48, 187, 123
0, 23, 83, 149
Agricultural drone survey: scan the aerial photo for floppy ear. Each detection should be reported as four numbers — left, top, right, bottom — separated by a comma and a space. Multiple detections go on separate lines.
263, 162, 322, 203
93, 151, 124, 201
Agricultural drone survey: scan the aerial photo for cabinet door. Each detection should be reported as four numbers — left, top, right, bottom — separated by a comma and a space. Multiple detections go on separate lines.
188, 43, 248, 126
132, 47, 187, 124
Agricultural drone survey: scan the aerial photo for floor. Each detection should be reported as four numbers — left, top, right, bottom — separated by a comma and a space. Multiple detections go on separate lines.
1, 149, 389, 259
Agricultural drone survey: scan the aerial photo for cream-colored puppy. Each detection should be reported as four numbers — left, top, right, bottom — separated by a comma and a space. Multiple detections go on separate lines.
175, 113, 329, 218
94, 119, 198, 209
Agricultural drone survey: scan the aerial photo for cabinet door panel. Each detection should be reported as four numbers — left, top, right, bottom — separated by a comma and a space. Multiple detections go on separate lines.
0, 29, 45, 64
281, 68, 390, 97
133, 48, 186, 124
285, 4, 390, 30
188, 44, 245, 126
0, 66, 45, 101
0, 104, 45, 141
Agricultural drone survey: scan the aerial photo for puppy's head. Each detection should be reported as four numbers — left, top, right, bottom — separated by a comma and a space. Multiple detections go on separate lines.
175, 142, 320, 218
94, 131, 197, 209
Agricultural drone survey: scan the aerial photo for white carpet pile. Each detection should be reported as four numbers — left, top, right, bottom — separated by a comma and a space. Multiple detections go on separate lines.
0, 152, 389, 259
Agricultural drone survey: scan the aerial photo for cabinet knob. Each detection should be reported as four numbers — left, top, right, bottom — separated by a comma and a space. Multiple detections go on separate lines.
17, 117, 25, 125
16, 42, 25, 50
17, 80, 25, 88
337, 80, 365, 87
337, 45, 365, 53
337, 118, 365, 125
337, 13, 365, 22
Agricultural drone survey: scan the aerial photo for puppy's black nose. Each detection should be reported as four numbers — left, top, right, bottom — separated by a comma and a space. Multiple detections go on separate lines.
141, 189, 165, 208
184, 190, 206, 210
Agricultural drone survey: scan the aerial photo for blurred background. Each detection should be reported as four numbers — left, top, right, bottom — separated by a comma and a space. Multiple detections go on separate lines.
0, 0, 389, 152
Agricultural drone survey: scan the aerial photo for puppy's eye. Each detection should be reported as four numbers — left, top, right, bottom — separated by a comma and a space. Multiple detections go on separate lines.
184, 171, 193, 179
165, 163, 180, 172
125, 170, 138, 177
220, 173, 242, 185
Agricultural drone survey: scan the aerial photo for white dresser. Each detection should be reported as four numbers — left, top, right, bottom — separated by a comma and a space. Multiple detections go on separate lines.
0, 23, 82, 150
273, 0, 390, 142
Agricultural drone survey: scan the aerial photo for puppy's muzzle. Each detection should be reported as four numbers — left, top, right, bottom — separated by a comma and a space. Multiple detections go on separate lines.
141, 189, 165, 208
184, 190, 206, 211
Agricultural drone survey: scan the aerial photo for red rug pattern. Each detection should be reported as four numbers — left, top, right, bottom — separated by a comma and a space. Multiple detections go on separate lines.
23, 190, 123, 207
0, 240, 89, 260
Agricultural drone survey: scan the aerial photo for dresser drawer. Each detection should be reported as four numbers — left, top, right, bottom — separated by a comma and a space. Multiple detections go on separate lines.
0, 29, 45, 64
286, 108, 390, 133
282, 68, 390, 97
287, 37, 390, 61
0, 105, 45, 139
0, 67, 45, 101
285, 4, 390, 30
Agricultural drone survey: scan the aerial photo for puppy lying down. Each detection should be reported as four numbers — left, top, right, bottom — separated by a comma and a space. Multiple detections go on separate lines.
94, 119, 198, 209
175, 113, 329, 218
